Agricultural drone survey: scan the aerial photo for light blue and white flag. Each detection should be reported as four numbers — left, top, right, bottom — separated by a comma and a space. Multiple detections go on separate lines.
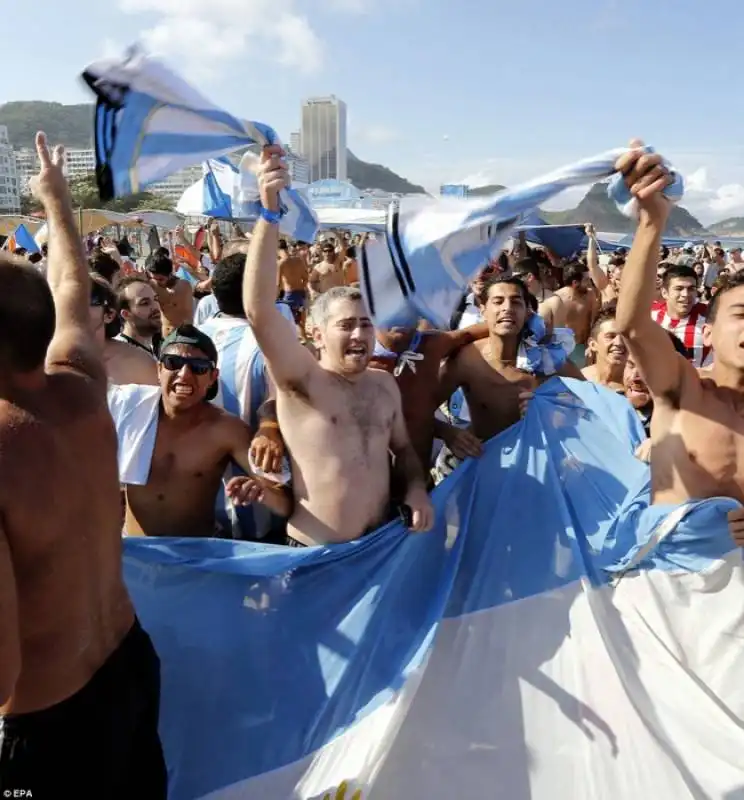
361, 151, 684, 329
123, 378, 744, 800
81, 48, 318, 242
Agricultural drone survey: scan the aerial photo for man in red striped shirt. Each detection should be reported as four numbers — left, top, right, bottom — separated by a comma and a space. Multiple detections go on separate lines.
650, 264, 712, 367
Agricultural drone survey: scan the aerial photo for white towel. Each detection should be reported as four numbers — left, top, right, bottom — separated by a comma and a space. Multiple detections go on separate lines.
107, 384, 161, 486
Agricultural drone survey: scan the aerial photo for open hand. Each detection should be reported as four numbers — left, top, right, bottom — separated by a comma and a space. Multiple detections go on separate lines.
28, 132, 71, 209
225, 475, 267, 506
250, 430, 284, 474
403, 486, 434, 532
257, 145, 289, 211
614, 139, 673, 224
443, 426, 482, 460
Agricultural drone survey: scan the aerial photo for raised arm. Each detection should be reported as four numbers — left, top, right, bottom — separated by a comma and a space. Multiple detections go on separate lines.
585, 224, 608, 293
242, 146, 316, 392
614, 141, 690, 400
439, 322, 489, 358
0, 517, 20, 705
31, 133, 106, 387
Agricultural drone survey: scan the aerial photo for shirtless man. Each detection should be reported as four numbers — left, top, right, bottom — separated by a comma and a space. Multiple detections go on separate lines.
586, 226, 624, 304
90, 274, 158, 385
146, 249, 194, 335
120, 325, 290, 538
556, 263, 600, 368
512, 258, 567, 331
615, 139, 744, 511
115, 274, 162, 356
581, 303, 628, 392
308, 240, 346, 298
369, 321, 488, 474
343, 245, 360, 286
243, 145, 433, 546
0, 134, 166, 795
439, 276, 584, 444
277, 238, 309, 334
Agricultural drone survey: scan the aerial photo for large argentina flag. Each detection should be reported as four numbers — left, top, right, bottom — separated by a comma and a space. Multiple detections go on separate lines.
123, 379, 744, 800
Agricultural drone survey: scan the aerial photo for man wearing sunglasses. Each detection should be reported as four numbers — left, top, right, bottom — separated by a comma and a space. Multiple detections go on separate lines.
308, 239, 346, 299
122, 325, 291, 538
243, 146, 434, 547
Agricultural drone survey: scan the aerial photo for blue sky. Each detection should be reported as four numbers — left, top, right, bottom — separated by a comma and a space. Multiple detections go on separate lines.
4, 0, 744, 221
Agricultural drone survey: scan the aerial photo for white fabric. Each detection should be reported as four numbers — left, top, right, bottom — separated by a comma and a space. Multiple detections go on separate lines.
107, 384, 161, 485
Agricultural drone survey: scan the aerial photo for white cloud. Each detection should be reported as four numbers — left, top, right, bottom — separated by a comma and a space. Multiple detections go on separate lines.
357, 124, 399, 145
115, 0, 366, 82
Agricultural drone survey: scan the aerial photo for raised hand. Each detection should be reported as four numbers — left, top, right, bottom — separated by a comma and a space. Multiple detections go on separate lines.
28, 132, 72, 210
257, 145, 289, 212
614, 138, 673, 225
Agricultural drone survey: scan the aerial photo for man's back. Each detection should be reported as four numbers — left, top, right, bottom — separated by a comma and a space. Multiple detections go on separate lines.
0, 372, 133, 713
278, 255, 307, 292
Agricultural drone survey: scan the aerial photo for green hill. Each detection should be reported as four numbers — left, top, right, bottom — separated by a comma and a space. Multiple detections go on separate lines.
707, 217, 744, 236
542, 182, 708, 237
0, 100, 426, 195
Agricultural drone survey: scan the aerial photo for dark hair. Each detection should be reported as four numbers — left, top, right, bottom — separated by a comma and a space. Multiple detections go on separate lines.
211, 254, 246, 317
590, 300, 618, 339
707, 270, 744, 323
477, 275, 534, 312
0, 254, 56, 372
511, 258, 541, 283
345, 245, 357, 259
662, 264, 697, 289
116, 239, 133, 258
146, 251, 173, 277
27, 252, 43, 265
89, 249, 120, 283
661, 246, 670, 260
278, 239, 288, 252
116, 274, 152, 312
563, 263, 587, 287
609, 255, 625, 269
90, 273, 120, 340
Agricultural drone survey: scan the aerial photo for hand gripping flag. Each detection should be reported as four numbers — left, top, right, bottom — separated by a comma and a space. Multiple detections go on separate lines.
360, 149, 684, 329
81, 47, 319, 242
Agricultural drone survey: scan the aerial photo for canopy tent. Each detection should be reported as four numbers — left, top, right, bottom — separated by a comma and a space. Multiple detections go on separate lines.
315, 206, 386, 232
128, 210, 185, 230
34, 208, 143, 246
0, 215, 44, 237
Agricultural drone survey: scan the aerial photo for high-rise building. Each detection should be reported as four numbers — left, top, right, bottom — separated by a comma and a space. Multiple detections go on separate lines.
64, 148, 96, 181
0, 127, 20, 214
147, 164, 204, 204
286, 150, 310, 185
289, 131, 301, 154
14, 147, 38, 195
301, 96, 347, 184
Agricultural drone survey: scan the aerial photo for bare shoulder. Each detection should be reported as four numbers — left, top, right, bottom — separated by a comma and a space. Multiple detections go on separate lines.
365, 367, 401, 397
660, 354, 703, 408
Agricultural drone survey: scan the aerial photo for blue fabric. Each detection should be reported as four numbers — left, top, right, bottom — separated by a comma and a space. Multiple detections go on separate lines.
11, 223, 40, 254
517, 212, 585, 258
123, 377, 734, 799
360, 147, 684, 329
81, 49, 319, 242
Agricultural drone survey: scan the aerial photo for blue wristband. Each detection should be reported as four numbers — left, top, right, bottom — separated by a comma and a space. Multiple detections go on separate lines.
259, 206, 282, 225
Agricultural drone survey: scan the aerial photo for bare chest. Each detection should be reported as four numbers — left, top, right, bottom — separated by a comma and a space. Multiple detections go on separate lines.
462, 359, 536, 437
147, 422, 227, 490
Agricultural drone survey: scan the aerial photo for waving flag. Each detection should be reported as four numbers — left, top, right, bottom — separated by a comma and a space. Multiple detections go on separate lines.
81, 48, 318, 242
3, 223, 40, 254
360, 150, 684, 329
123, 379, 744, 800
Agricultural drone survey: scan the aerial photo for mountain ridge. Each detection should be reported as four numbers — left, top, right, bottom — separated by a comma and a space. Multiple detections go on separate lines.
0, 101, 426, 195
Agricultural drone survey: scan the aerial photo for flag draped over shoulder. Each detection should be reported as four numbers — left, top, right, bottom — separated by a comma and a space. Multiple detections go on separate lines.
123, 379, 744, 800
80, 48, 318, 242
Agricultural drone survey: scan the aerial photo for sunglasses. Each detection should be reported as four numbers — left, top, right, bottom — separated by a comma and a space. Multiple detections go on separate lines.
160, 354, 214, 376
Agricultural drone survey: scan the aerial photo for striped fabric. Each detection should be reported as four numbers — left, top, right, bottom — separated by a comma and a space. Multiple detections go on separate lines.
361, 149, 684, 329
651, 302, 713, 368
81, 47, 318, 242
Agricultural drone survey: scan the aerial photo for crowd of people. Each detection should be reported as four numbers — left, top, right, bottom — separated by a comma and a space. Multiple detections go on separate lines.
2, 134, 744, 795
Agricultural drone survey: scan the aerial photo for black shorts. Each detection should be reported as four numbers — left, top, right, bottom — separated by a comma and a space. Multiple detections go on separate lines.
0, 618, 166, 799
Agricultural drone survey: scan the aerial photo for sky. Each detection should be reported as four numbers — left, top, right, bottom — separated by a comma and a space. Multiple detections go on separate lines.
5, 0, 744, 223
